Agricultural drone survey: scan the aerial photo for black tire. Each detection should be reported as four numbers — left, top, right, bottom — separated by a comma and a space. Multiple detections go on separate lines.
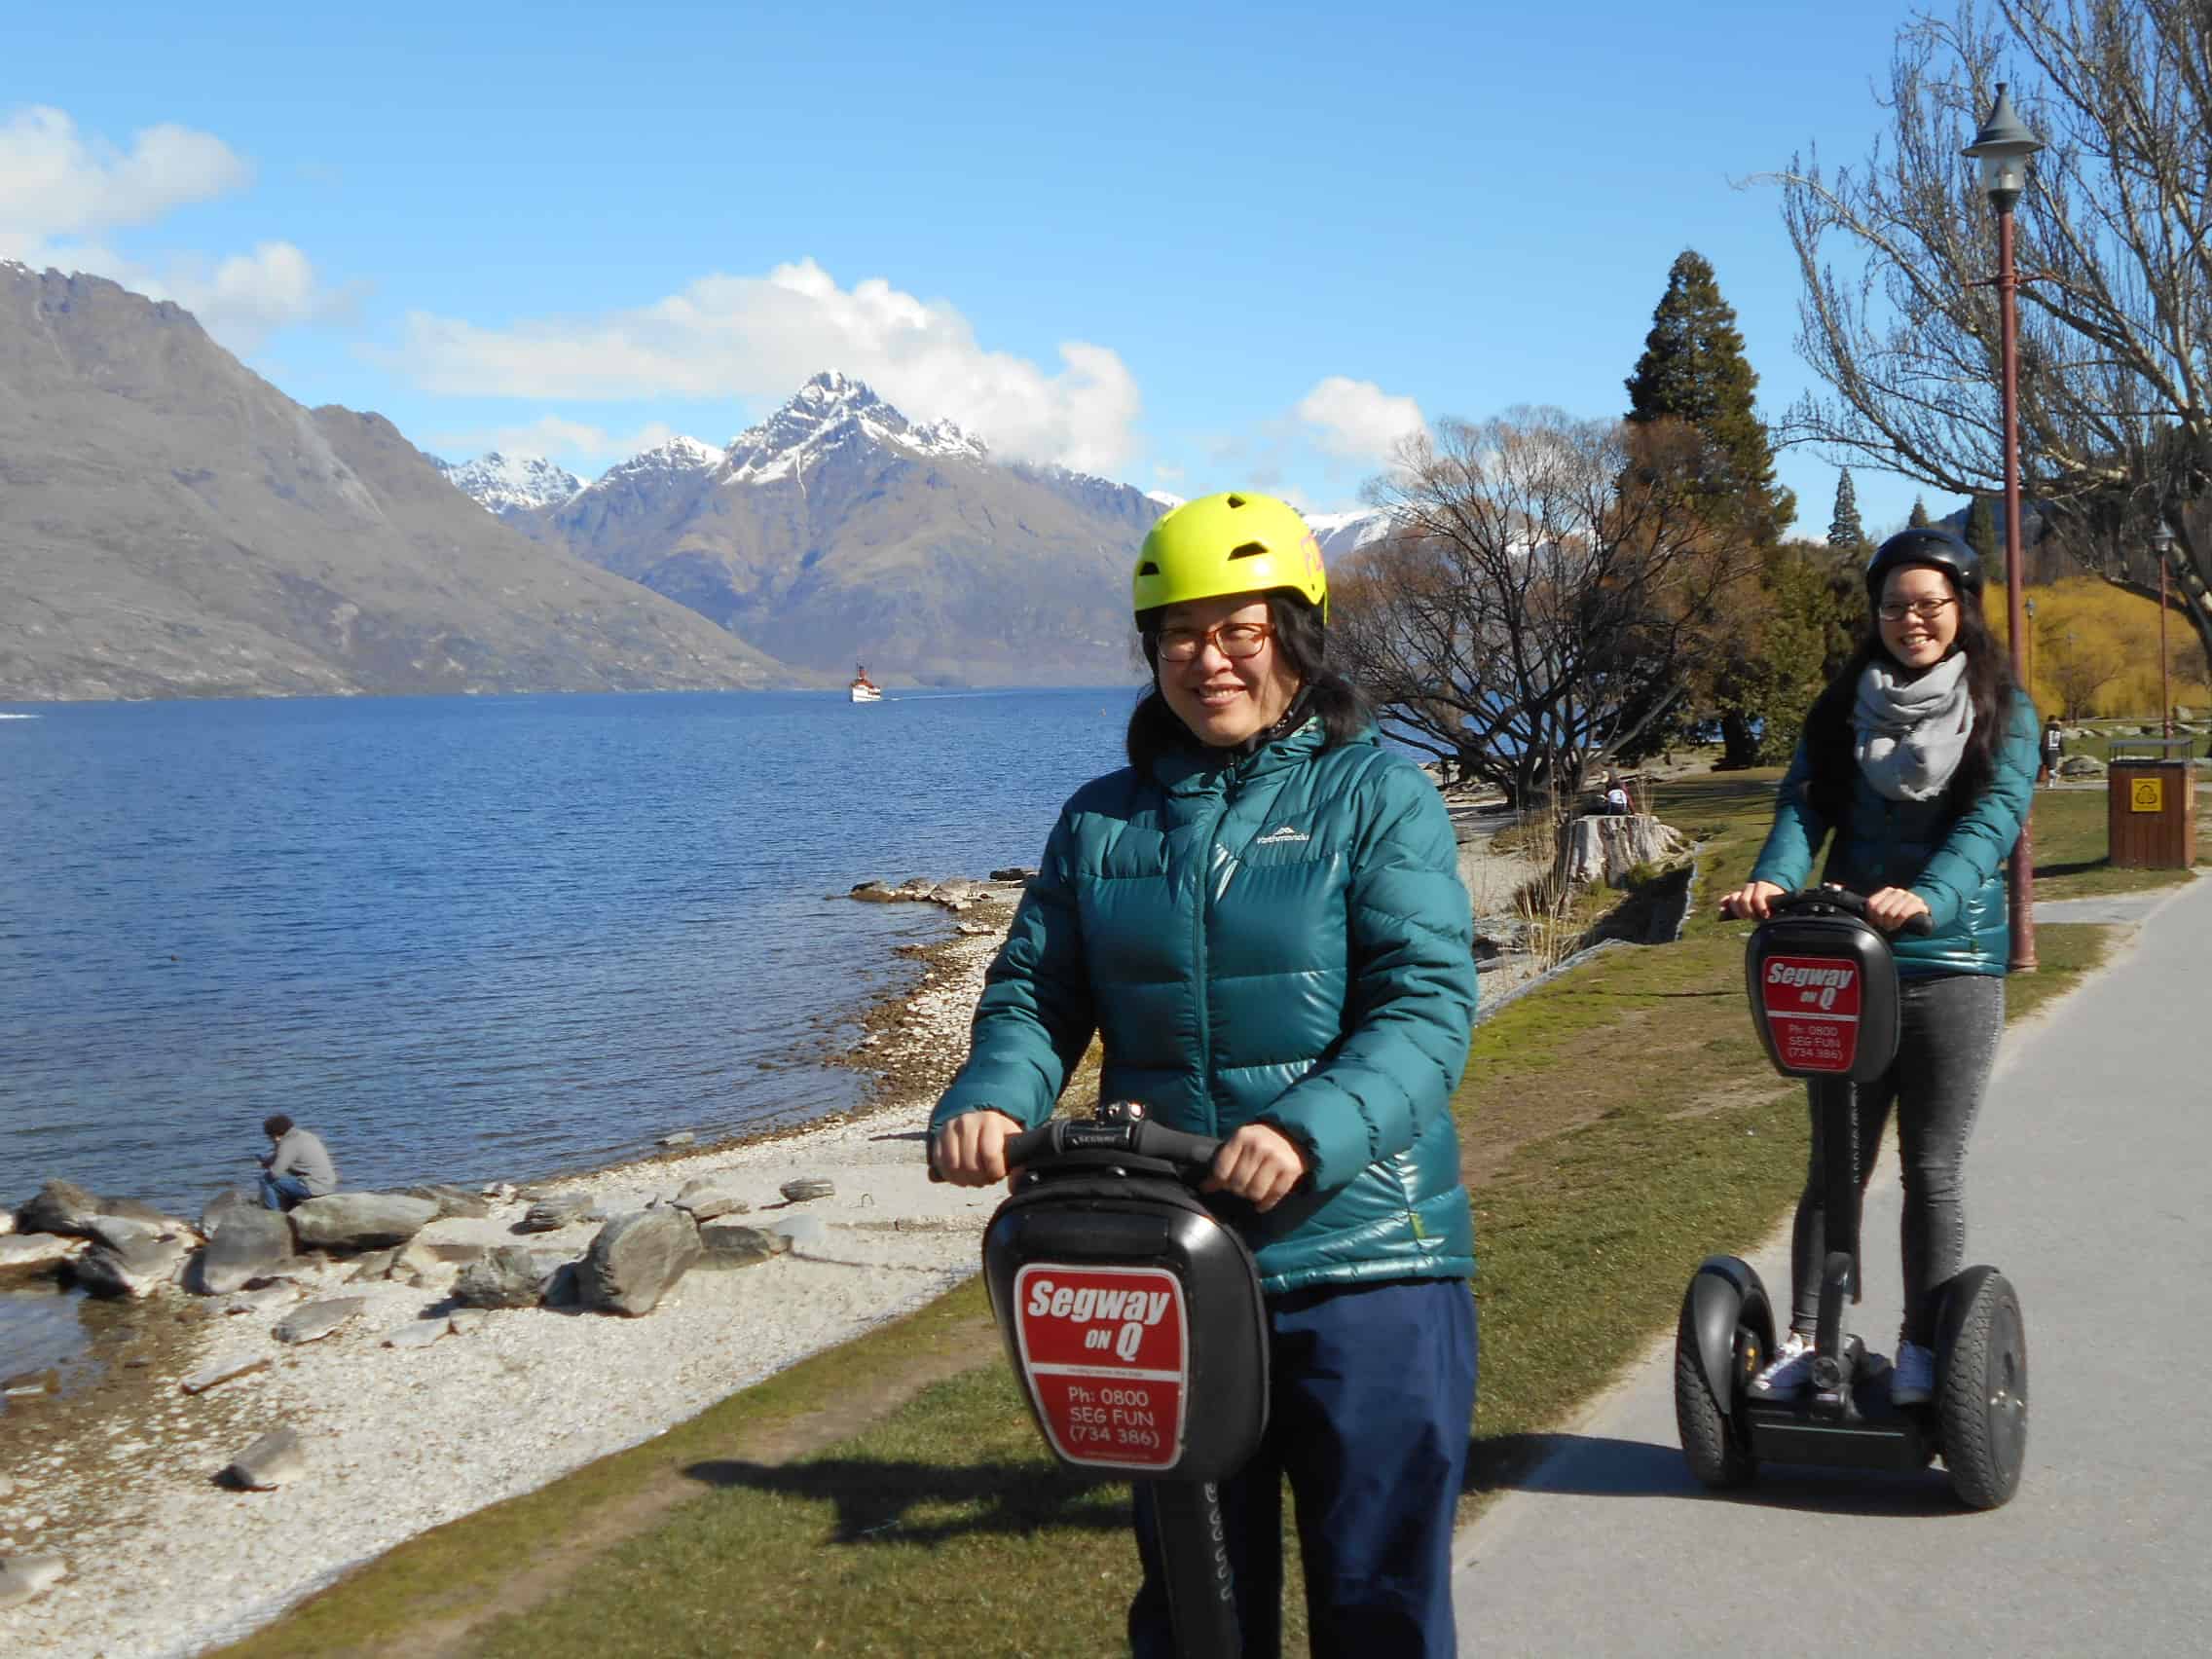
1674, 1304, 1758, 1489
1938, 1270, 2028, 1510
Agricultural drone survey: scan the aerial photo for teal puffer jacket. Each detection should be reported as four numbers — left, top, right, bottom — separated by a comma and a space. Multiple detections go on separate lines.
931, 720, 1479, 1295
1749, 690, 2039, 977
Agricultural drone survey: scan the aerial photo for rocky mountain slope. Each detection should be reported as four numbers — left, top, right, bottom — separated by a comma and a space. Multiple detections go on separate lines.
510, 373, 1166, 686
0, 264, 796, 701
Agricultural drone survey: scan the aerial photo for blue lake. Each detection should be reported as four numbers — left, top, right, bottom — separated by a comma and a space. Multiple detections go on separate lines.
0, 686, 1137, 1218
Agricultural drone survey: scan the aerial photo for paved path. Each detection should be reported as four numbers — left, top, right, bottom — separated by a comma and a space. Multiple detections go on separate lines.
1453, 877, 2212, 1656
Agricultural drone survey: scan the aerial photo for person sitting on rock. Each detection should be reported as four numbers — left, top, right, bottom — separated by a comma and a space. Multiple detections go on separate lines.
258, 1114, 338, 1210
1604, 772, 1632, 815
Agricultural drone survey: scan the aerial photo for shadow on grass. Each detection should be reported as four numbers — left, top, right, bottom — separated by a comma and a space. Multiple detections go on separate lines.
2035, 859, 2112, 878
1466, 1432, 1972, 1518
681, 1456, 1126, 1545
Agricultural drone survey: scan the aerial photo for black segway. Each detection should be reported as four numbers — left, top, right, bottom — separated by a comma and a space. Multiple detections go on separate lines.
936, 1101, 1271, 1657
1675, 887, 2028, 1510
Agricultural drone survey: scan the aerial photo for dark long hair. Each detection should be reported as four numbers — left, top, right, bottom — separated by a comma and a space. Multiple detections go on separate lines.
1802, 568, 2022, 824
1124, 591, 1369, 771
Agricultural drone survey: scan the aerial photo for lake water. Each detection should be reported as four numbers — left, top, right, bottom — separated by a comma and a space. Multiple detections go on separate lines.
0, 687, 1136, 1218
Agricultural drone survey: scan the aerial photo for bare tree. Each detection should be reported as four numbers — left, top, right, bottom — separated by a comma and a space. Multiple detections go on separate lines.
1773, 0, 2212, 662
1332, 410, 1755, 807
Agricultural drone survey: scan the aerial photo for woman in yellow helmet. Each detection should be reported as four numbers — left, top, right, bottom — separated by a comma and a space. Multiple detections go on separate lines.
935, 491, 1480, 1656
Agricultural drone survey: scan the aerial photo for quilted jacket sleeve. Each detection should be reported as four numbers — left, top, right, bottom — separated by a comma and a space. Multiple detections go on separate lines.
1748, 740, 1831, 894
1912, 691, 2039, 930
1256, 761, 1478, 1191
929, 808, 1097, 1134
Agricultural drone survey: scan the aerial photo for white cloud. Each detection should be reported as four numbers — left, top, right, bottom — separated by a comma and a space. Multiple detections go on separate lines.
0, 107, 342, 352
0, 106, 249, 244
1294, 376, 1427, 462
388, 258, 1143, 474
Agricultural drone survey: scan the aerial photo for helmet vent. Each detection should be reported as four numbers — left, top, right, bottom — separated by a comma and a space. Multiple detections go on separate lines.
1227, 541, 1267, 561
1135, 560, 1160, 575
1226, 494, 1247, 508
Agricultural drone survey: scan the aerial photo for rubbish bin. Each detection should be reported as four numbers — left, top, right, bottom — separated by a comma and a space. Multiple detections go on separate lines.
2107, 739, 2196, 869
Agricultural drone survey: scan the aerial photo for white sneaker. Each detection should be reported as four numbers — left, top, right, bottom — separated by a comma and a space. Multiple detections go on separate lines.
1891, 1340, 1936, 1405
1750, 1330, 1815, 1399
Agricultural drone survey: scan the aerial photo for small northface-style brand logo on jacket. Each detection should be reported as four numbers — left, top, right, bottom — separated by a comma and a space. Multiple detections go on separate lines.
1254, 825, 1310, 845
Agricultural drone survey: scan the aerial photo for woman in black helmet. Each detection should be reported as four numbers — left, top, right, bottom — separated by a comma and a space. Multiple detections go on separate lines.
1716, 528, 2038, 1406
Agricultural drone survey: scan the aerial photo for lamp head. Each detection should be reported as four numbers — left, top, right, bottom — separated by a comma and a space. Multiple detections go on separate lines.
1965, 83, 2044, 210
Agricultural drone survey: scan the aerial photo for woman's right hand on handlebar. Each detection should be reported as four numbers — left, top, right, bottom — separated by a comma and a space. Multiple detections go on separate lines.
934, 1108, 1024, 1187
1717, 879, 1785, 921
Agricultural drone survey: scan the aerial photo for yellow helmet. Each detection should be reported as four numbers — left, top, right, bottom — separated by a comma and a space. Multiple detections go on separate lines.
1132, 491, 1327, 620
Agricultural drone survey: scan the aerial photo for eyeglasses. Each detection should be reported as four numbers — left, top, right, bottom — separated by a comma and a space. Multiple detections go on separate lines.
1877, 598, 1957, 622
1156, 621, 1274, 661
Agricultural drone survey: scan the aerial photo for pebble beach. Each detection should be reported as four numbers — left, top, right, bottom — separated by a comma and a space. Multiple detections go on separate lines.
0, 899, 1019, 1659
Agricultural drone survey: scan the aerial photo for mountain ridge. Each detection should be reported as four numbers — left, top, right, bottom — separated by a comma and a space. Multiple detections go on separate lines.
0, 265, 803, 701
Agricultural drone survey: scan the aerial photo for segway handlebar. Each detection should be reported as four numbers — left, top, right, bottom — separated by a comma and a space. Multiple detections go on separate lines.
1758, 886, 1935, 937
928, 1102, 1224, 1182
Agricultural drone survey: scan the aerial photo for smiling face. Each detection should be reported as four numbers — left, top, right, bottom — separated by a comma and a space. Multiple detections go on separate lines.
1156, 593, 1302, 748
1877, 565, 1963, 673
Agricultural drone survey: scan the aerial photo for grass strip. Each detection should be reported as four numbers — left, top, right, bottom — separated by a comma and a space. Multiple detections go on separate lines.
218, 772, 2123, 1658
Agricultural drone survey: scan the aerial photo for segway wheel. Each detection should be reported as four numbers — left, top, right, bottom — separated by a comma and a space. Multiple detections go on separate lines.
1938, 1270, 2028, 1510
1673, 1305, 1758, 1489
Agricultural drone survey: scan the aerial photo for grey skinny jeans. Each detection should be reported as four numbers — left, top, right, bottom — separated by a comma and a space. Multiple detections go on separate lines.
1788, 971, 2006, 1346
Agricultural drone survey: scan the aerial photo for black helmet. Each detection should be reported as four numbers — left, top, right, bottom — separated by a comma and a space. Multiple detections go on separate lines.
1865, 528, 1983, 606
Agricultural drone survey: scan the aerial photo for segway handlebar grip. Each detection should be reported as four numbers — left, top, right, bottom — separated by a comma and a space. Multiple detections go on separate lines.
926, 1114, 1226, 1182
1772, 886, 1935, 937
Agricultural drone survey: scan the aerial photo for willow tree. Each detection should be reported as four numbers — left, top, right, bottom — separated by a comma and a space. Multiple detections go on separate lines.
1775, 0, 2212, 663
1332, 410, 1757, 806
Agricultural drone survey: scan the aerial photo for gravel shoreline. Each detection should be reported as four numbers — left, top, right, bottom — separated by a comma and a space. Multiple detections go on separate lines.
0, 901, 1017, 1659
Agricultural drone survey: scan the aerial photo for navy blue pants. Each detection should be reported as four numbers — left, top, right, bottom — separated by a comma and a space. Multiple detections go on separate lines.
1127, 1277, 1477, 1658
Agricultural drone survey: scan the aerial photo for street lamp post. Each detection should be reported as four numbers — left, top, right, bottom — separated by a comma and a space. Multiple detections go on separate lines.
1967, 82, 2045, 972
2155, 522, 2174, 738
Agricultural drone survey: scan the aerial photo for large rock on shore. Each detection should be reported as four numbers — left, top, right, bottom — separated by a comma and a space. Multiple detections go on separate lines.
273, 1297, 366, 1345
0, 1234, 79, 1274
578, 1209, 700, 1316
401, 1183, 493, 1220
200, 1187, 261, 1236
451, 1246, 568, 1309
515, 1194, 593, 1233
17, 1179, 101, 1236
72, 1225, 191, 1298
289, 1193, 438, 1251
191, 1209, 296, 1296
222, 1427, 307, 1491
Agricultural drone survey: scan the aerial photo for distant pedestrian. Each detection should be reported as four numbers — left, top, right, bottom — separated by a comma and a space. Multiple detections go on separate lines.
2039, 716, 2062, 787
1604, 772, 1631, 815
258, 1115, 338, 1210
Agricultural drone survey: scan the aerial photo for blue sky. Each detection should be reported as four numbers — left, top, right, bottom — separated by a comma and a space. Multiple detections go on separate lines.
5, 0, 1975, 533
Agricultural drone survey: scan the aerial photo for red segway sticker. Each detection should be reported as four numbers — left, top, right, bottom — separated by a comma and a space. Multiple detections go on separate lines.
1761, 954, 1862, 1073
1012, 1263, 1187, 1472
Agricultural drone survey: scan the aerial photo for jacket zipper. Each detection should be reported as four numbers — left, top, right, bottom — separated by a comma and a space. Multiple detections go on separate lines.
1190, 761, 1244, 1139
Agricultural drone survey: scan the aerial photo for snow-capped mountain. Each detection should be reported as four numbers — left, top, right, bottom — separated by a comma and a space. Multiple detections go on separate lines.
723, 369, 988, 484
582, 434, 723, 495
1306, 506, 1395, 559
434, 452, 585, 517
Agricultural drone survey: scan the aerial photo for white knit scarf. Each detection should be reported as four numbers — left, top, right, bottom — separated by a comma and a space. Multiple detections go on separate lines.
1854, 654, 1974, 802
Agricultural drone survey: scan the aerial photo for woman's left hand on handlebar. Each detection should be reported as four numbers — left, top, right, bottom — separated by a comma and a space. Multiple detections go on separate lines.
1864, 887, 1931, 932
1202, 1124, 1309, 1213
933, 1108, 1023, 1187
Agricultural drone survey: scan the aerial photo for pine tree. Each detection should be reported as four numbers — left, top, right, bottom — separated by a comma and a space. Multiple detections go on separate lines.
1908, 496, 1932, 529
1827, 468, 1865, 548
1965, 496, 1999, 566
1624, 249, 1794, 538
